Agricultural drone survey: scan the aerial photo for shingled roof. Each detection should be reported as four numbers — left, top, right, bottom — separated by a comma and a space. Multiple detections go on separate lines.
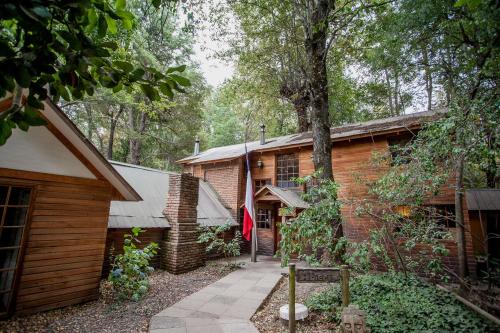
178, 110, 442, 165
466, 189, 500, 211
108, 161, 237, 228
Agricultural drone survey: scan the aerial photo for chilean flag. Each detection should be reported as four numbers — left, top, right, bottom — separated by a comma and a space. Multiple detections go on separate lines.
242, 149, 255, 241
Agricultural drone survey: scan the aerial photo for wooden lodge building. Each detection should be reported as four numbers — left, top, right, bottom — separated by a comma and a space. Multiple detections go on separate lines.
104, 161, 237, 275
178, 110, 497, 276
0, 98, 141, 317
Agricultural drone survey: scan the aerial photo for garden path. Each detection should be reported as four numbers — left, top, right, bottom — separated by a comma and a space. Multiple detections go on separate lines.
148, 256, 283, 333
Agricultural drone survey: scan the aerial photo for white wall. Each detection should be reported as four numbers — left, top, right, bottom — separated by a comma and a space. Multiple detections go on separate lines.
0, 126, 96, 179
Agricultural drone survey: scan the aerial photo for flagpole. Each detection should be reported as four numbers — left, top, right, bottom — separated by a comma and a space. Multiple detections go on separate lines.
243, 116, 257, 263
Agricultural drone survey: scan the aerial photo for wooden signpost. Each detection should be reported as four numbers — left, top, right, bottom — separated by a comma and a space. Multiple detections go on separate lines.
288, 264, 350, 333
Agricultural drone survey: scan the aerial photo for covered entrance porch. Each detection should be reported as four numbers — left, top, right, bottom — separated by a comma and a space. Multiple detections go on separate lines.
251, 185, 309, 256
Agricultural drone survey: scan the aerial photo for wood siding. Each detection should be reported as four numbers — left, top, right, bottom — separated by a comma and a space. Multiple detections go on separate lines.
103, 228, 165, 277
0, 168, 112, 315
184, 133, 477, 275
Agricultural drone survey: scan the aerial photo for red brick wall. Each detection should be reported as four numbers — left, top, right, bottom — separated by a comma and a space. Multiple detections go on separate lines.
181, 134, 476, 276
332, 136, 475, 276
198, 160, 242, 220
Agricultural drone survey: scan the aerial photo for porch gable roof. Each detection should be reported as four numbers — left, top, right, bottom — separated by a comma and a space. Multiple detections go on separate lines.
253, 185, 310, 209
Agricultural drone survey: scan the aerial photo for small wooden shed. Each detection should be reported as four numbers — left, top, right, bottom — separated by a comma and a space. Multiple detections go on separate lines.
0, 98, 140, 317
104, 161, 238, 275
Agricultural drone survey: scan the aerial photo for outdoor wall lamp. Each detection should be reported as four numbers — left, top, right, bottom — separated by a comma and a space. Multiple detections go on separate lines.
257, 159, 264, 168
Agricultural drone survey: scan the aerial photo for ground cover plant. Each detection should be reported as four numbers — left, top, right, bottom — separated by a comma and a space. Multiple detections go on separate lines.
306, 273, 498, 333
108, 227, 159, 301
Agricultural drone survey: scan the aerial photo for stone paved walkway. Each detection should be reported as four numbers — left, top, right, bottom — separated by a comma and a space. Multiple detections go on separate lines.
149, 257, 283, 333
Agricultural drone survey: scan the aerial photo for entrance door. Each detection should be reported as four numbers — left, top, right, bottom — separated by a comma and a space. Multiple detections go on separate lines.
273, 205, 281, 255
0, 185, 32, 318
487, 212, 500, 260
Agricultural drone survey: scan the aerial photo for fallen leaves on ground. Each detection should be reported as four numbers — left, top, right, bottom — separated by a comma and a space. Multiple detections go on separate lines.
251, 277, 337, 333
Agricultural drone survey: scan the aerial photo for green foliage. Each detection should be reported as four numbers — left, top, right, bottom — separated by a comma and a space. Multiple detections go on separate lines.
0, 0, 190, 144
306, 273, 498, 333
278, 171, 342, 266
198, 222, 242, 262
108, 227, 158, 301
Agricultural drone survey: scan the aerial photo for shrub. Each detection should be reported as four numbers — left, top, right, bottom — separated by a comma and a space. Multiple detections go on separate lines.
278, 171, 342, 266
108, 227, 159, 301
198, 222, 242, 265
306, 273, 498, 333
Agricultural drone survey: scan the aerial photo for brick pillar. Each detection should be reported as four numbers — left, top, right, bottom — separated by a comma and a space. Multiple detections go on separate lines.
161, 173, 205, 274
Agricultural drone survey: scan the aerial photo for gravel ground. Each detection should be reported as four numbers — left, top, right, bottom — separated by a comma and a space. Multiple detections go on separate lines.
252, 277, 337, 333
0, 260, 238, 333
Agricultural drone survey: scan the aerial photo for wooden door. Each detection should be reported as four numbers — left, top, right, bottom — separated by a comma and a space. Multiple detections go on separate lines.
0, 185, 33, 318
273, 205, 281, 254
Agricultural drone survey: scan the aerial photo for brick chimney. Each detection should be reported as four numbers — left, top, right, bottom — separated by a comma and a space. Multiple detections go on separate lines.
260, 123, 266, 145
161, 173, 204, 274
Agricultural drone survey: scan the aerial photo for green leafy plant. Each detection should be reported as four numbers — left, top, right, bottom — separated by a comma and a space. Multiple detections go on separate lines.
0, 0, 190, 144
307, 273, 498, 333
198, 222, 242, 266
278, 171, 343, 266
108, 227, 158, 301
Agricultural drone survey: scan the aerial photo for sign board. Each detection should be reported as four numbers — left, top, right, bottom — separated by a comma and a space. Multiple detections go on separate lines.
296, 268, 341, 283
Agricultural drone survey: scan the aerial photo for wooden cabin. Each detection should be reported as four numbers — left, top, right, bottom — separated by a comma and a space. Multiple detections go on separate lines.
178, 111, 478, 275
0, 98, 140, 318
103, 161, 237, 276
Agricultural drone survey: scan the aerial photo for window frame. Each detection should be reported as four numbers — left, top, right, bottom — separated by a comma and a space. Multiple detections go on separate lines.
388, 135, 413, 166
0, 180, 36, 319
256, 208, 272, 229
276, 153, 299, 188
254, 179, 272, 192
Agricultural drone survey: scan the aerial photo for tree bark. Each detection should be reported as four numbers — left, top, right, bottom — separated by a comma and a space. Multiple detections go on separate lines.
83, 104, 94, 141
421, 43, 433, 112
384, 69, 394, 115
455, 154, 469, 279
295, 96, 310, 133
303, 0, 334, 180
128, 108, 147, 165
107, 105, 124, 160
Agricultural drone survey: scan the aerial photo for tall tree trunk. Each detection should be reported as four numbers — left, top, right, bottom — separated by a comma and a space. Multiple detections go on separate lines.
384, 69, 394, 115
107, 105, 124, 160
294, 96, 310, 132
128, 109, 147, 165
455, 154, 469, 279
394, 70, 400, 115
83, 104, 94, 141
421, 43, 433, 112
303, 0, 334, 180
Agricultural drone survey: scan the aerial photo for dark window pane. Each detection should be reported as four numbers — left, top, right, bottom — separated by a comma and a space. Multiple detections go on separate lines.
4, 207, 28, 226
0, 271, 15, 291
8, 187, 31, 206
0, 187, 7, 205
0, 249, 19, 270
276, 154, 299, 188
0, 227, 24, 247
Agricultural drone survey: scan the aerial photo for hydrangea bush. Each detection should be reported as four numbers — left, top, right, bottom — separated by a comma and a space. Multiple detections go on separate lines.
108, 227, 159, 301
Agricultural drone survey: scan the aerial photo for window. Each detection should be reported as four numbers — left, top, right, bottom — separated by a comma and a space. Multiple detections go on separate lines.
426, 205, 456, 229
255, 179, 271, 192
388, 136, 413, 165
256, 208, 272, 229
276, 153, 299, 188
0, 185, 32, 317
